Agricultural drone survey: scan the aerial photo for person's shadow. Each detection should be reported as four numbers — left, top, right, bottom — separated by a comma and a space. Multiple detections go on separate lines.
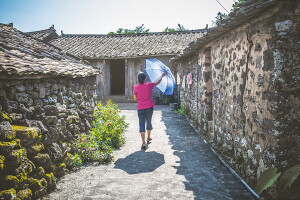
114, 151, 165, 174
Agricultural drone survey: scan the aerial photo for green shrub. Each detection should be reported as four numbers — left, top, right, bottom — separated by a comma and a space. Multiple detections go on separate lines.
176, 103, 185, 116
72, 100, 129, 166
161, 97, 170, 105
92, 100, 128, 148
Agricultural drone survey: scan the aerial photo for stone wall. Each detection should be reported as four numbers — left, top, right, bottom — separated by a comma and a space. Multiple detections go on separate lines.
175, 1, 299, 186
0, 76, 97, 199
176, 54, 199, 127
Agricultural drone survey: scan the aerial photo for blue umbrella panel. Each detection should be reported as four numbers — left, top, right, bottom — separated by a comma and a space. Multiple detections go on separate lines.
145, 59, 175, 95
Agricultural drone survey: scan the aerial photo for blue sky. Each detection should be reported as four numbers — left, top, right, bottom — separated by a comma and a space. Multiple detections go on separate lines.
0, 0, 235, 34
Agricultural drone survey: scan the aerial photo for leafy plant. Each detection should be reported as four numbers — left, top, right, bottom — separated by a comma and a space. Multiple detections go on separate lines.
232, 0, 245, 11
71, 152, 83, 167
164, 24, 187, 32
279, 164, 300, 191
176, 103, 185, 116
161, 97, 170, 105
72, 100, 129, 167
255, 164, 300, 198
212, 0, 245, 27
108, 24, 149, 35
213, 12, 228, 27
92, 100, 128, 148
255, 168, 281, 195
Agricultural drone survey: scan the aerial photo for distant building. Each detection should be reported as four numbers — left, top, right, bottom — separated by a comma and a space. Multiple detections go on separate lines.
28, 27, 207, 102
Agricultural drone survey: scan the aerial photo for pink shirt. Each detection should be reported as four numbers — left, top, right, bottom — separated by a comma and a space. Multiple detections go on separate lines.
134, 82, 155, 110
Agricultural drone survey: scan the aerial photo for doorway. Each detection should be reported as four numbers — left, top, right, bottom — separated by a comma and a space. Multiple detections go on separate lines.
110, 59, 125, 95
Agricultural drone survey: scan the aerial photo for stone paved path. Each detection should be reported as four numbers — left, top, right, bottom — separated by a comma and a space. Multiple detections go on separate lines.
45, 103, 253, 200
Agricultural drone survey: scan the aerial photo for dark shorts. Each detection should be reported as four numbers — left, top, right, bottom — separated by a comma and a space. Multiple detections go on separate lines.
137, 107, 154, 133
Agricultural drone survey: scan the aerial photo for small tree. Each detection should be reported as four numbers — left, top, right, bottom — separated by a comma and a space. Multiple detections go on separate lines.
164, 24, 187, 32
108, 24, 149, 35
212, 0, 245, 27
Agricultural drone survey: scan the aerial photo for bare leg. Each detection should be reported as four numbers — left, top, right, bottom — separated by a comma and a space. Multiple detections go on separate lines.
140, 132, 146, 145
147, 130, 151, 140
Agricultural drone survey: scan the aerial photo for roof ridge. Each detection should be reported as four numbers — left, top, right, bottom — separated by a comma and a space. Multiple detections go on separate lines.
26, 25, 56, 34
61, 28, 208, 37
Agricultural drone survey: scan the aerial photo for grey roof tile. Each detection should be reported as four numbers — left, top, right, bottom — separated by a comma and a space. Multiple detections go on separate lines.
50, 30, 206, 59
0, 24, 101, 79
26, 25, 59, 42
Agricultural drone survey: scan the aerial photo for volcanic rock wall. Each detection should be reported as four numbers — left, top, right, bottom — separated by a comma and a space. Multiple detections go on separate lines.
176, 1, 299, 186
0, 76, 97, 199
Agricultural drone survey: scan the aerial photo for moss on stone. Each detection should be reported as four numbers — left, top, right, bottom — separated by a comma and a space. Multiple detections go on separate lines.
17, 172, 28, 190
1, 112, 12, 123
16, 189, 32, 200
64, 152, 73, 168
32, 143, 44, 152
0, 155, 5, 170
39, 178, 47, 187
27, 142, 44, 156
54, 162, 66, 177
59, 163, 66, 169
28, 178, 42, 192
33, 153, 52, 169
8, 149, 27, 167
37, 166, 45, 175
18, 172, 28, 183
0, 188, 16, 199
50, 165, 56, 173
66, 115, 80, 125
44, 173, 56, 191
34, 167, 45, 179
5, 175, 19, 189
0, 139, 21, 154
15, 159, 34, 175
12, 125, 39, 143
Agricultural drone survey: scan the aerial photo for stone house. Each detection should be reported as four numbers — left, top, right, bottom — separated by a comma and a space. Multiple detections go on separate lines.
171, 0, 299, 186
0, 23, 101, 199
28, 27, 206, 101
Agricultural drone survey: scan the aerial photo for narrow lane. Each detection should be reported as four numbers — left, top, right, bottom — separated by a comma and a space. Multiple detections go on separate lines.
45, 103, 253, 200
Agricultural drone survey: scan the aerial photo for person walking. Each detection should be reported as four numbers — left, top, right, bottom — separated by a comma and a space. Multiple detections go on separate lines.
133, 72, 165, 149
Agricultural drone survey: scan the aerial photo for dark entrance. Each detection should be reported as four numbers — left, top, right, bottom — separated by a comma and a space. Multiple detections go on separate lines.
110, 59, 125, 95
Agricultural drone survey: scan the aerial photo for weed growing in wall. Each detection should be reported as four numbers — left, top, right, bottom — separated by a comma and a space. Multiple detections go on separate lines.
175, 103, 185, 116
72, 100, 129, 166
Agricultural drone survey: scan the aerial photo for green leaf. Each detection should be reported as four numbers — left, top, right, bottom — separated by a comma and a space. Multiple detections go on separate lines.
255, 168, 281, 195
279, 164, 300, 191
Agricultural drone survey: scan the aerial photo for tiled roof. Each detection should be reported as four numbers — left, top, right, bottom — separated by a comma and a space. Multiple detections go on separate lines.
26, 25, 59, 42
0, 24, 102, 79
49, 30, 206, 59
171, 0, 281, 61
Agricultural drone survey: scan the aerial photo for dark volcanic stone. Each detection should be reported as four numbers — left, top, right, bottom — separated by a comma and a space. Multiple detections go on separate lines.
44, 105, 58, 116
15, 93, 29, 104
262, 50, 274, 71
255, 43, 262, 52
257, 74, 264, 87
